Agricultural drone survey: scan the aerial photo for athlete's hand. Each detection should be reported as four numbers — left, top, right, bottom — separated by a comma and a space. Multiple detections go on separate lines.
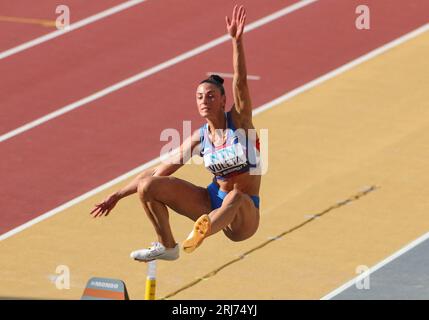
90, 192, 120, 218
226, 5, 246, 40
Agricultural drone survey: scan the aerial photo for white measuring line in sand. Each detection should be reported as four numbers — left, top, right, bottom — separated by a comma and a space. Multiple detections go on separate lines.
1, 22, 428, 242
0, 0, 149, 61
0, 0, 318, 143
320, 231, 429, 300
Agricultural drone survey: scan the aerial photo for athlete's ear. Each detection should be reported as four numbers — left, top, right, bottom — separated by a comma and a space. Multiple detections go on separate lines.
221, 94, 226, 108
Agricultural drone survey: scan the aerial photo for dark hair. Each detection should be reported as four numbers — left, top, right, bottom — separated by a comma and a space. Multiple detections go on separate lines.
200, 74, 225, 95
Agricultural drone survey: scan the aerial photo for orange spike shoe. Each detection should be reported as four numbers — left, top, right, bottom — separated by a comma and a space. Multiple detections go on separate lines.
183, 214, 211, 253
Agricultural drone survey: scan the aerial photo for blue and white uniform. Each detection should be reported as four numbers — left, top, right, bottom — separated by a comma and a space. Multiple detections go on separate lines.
198, 111, 260, 209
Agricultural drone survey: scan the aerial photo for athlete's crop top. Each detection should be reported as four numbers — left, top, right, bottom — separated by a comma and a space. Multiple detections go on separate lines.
198, 111, 260, 180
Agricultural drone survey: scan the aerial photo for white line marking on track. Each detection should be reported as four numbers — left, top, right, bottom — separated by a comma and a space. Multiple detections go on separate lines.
252, 23, 429, 117
320, 231, 429, 300
0, 0, 149, 61
0, 157, 161, 242
206, 72, 261, 80
0, 0, 318, 143
1, 22, 428, 242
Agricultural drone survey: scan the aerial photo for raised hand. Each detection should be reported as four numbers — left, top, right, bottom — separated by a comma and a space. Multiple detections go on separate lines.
90, 192, 120, 218
225, 5, 246, 40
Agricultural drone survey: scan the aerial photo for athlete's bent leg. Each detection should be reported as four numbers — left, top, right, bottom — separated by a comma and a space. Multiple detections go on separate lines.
183, 187, 259, 252
137, 176, 212, 248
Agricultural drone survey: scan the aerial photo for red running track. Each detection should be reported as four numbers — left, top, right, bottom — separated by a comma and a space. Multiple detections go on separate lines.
0, 0, 296, 133
0, 0, 123, 51
1, 0, 428, 235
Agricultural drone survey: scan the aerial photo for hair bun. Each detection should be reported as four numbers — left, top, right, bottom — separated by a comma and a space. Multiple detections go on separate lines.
209, 74, 224, 85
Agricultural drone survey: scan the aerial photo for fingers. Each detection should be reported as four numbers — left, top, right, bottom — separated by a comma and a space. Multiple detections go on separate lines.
238, 6, 246, 23
91, 203, 106, 218
94, 208, 107, 218
92, 207, 103, 218
240, 12, 246, 25
232, 5, 246, 26
225, 16, 230, 27
239, 14, 245, 28
104, 206, 113, 216
232, 4, 238, 21
238, 5, 244, 20
235, 5, 244, 19
90, 203, 103, 214
91, 201, 116, 218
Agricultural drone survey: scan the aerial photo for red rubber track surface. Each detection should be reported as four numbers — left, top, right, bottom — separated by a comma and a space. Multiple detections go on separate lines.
1, 0, 428, 235
0, 0, 297, 133
0, 0, 123, 51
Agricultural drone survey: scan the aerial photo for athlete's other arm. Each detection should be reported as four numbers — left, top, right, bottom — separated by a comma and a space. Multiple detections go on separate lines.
90, 129, 201, 217
226, 5, 252, 125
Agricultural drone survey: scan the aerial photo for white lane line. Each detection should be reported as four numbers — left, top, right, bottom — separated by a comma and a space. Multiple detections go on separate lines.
0, 157, 160, 242
0, 0, 149, 61
206, 72, 261, 80
253, 23, 429, 117
1, 21, 428, 242
320, 231, 429, 300
0, 0, 318, 143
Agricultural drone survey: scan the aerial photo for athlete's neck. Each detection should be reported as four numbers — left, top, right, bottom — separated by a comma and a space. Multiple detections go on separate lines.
206, 111, 227, 133
206, 111, 227, 145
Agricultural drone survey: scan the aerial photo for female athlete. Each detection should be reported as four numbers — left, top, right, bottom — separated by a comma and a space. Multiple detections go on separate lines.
90, 5, 261, 262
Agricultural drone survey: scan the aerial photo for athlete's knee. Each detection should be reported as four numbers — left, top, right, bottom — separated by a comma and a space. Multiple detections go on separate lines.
224, 228, 257, 242
224, 211, 260, 242
224, 189, 244, 207
226, 232, 247, 242
137, 176, 156, 201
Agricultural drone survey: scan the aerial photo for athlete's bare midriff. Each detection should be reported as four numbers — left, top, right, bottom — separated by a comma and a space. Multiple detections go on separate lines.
214, 171, 261, 196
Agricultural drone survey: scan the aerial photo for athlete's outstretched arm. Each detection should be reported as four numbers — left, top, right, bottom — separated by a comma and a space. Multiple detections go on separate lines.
90, 129, 201, 217
226, 5, 252, 123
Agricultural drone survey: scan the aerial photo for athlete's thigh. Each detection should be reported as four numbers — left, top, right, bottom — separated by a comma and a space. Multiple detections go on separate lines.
147, 176, 212, 221
224, 194, 260, 241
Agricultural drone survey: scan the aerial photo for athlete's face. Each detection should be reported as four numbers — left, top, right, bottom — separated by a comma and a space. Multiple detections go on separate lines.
196, 83, 226, 118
